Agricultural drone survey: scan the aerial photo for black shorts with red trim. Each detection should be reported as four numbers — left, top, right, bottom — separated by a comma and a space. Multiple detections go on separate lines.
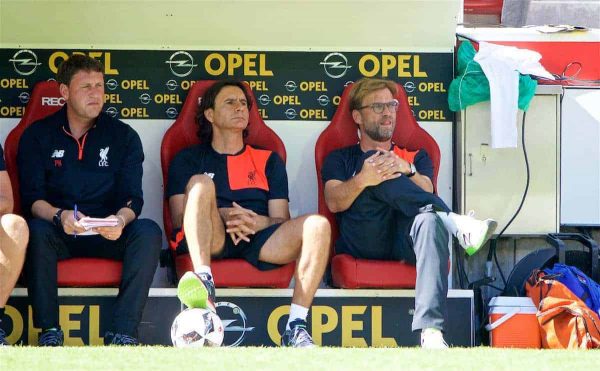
170, 223, 283, 271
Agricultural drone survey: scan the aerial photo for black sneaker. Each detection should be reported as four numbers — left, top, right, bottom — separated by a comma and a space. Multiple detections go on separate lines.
39, 328, 64, 347
104, 331, 139, 346
281, 319, 315, 348
177, 271, 216, 312
0, 327, 9, 346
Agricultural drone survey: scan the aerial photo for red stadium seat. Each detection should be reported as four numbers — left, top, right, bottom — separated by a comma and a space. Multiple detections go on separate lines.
4, 80, 122, 287
160, 80, 295, 288
315, 82, 442, 289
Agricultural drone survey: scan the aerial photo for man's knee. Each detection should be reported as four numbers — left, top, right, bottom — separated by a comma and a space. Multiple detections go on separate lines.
27, 218, 57, 244
413, 213, 448, 241
1, 213, 29, 245
185, 174, 216, 199
125, 219, 163, 252
302, 214, 331, 250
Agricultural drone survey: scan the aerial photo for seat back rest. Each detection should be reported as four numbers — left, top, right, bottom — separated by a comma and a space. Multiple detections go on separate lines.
160, 80, 287, 242
314, 82, 441, 256
4, 81, 64, 215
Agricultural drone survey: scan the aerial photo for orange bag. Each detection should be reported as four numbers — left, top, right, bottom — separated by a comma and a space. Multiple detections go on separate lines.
526, 270, 600, 349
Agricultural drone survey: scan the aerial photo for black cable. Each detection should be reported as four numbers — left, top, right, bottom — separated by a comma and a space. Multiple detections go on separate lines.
488, 111, 531, 286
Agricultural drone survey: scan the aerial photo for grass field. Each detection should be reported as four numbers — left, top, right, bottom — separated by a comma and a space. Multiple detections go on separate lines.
0, 347, 597, 370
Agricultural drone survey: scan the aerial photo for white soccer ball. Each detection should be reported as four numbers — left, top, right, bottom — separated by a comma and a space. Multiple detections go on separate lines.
171, 308, 225, 347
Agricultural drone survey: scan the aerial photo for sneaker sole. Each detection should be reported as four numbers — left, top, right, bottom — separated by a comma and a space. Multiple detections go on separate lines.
177, 273, 209, 309
464, 219, 498, 256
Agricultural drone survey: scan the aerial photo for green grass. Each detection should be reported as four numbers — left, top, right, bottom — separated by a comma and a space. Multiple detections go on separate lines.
0, 347, 597, 371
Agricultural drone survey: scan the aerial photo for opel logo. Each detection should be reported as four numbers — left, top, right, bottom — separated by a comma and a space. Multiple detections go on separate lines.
317, 95, 330, 106
166, 107, 179, 119
139, 93, 152, 105
166, 80, 178, 91
105, 79, 118, 91
284, 81, 297, 92
18, 92, 30, 104
258, 94, 271, 105
404, 81, 416, 93
216, 301, 255, 347
165, 51, 198, 77
105, 107, 118, 118
9, 49, 42, 76
284, 108, 298, 120
320, 53, 352, 79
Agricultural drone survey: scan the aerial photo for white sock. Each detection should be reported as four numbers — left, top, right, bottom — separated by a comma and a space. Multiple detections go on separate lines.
436, 211, 458, 236
286, 303, 309, 330
195, 265, 212, 279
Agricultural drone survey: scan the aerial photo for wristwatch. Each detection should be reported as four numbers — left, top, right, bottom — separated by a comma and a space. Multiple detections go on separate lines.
406, 163, 417, 178
53, 209, 64, 227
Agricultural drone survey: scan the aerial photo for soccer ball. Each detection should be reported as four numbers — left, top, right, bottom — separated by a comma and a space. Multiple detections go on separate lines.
171, 308, 225, 347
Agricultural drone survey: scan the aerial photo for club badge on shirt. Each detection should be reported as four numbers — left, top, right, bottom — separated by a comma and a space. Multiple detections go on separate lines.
99, 147, 110, 167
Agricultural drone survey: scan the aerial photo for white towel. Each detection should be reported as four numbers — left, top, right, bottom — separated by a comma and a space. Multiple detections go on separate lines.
474, 42, 554, 148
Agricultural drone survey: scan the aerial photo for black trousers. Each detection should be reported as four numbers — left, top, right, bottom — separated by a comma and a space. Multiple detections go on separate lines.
25, 218, 162, 337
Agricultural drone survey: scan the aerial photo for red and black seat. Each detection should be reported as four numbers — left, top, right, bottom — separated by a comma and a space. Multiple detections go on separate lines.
315, 82, 442, 288
4, 80, 122, 287
160, 80, 295, 288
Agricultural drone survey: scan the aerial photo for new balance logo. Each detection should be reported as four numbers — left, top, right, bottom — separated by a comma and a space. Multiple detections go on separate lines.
98, 147, 109, 167
51, 150, 65, 158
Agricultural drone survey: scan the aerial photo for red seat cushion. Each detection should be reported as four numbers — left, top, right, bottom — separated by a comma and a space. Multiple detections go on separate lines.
4, 81, 122, 287
315, 82, 442, 288
332, 254, 417, 289
161, 80, 294, 287
176, 254, 295, 288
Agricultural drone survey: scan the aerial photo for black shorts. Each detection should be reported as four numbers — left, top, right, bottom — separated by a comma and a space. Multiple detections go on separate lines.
171, 223, 283, 271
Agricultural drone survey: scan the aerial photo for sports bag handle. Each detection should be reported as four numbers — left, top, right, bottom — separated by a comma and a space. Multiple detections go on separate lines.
546, 233, 599, 282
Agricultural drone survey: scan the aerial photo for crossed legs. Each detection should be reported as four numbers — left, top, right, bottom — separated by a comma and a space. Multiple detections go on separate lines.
182, 174, 330, 308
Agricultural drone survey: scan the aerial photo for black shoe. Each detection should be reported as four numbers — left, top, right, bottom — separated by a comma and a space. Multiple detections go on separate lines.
0, 327, 9, 346
39, 328, 64, 347
280, 319, 315, 348
104, 331, 140, 346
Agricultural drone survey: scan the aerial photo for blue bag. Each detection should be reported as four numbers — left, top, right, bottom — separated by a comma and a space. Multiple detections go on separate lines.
543, 263, 600, 315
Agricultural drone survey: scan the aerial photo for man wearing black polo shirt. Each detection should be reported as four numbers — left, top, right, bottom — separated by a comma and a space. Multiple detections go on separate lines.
17, 55, 162, 346
322, 78, 497, 349
0, 144, 29, 346
167, 79, 330, 348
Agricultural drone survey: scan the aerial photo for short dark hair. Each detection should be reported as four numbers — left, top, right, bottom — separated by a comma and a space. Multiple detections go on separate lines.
197, 79, 252, 143
56, 54, 104, 86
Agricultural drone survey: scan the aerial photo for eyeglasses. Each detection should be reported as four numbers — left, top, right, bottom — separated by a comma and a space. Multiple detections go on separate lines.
357, 99, 399, 114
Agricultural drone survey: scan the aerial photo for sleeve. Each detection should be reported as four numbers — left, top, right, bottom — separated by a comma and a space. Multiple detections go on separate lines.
166, 150, 195, 198
0, 144, 5, 171
265, 152, 288, 200
17, 125, 47, 216
414, 149, 434, 181
321, 149, 348, 183
115, 127, 144, 216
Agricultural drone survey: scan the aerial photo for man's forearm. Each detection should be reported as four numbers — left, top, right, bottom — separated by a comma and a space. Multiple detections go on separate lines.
31, 200, 61, 221
325, 174, 368, 213
409, 173, 434, 193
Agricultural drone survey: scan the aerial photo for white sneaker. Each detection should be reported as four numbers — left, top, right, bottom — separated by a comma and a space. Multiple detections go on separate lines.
453, 211, 497, 256
420, 328, 448, 349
